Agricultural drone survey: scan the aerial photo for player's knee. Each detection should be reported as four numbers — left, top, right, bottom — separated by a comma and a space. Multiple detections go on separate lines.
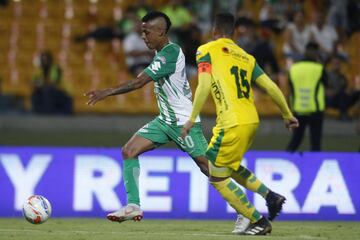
209, 175, 227, 183
197, 164, 209, 177
209, 176, 229, 191
195, 156, 208, 166
193, 156, 209, 177
200, 167, 209, 177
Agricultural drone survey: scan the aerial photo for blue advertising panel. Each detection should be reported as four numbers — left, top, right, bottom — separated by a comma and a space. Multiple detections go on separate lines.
0, 147, 359, 220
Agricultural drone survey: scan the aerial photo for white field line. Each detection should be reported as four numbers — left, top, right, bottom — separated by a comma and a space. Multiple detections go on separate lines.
0, 229, 328, 239
0, 229, 234, 238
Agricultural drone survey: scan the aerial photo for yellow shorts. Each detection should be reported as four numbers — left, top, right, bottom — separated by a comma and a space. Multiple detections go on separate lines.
206, 123, 258, 175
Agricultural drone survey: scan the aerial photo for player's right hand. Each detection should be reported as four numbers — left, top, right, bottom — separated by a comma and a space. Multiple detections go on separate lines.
84, 89, 109, 106
181, 120, 194, 139
284, 117, 299, 131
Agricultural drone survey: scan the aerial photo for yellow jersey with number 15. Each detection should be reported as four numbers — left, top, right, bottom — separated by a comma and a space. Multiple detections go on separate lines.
196, 38, 263, 128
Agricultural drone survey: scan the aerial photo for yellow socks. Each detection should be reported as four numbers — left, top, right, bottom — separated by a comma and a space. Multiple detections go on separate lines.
210, 177, 262, 223
231, 166, 269, 198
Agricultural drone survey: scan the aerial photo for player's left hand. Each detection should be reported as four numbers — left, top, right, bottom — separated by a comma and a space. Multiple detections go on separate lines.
84, 89, 110, 106
181, 120, 194, 139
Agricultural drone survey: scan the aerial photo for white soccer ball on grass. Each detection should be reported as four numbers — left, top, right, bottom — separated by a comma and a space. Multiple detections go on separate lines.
22, 195, 52, 224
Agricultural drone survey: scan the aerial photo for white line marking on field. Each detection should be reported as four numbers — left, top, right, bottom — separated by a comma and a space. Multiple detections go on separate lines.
250, 235, 328, 240
0, 229, 234, 238
0, 229, 329, 239
298, 235, 328, 240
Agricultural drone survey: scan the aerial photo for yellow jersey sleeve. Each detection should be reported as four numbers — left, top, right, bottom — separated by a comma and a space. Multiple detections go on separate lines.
189, 72, 212, 122
196, 44, 211, 64
189, 44, 213, 122
251, 62, 265, 83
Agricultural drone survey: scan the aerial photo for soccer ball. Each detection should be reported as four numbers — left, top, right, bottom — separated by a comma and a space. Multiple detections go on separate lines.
22, 195, 52, 224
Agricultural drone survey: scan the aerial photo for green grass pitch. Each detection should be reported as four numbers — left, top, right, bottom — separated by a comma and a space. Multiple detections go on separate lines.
0, 219, 359, 240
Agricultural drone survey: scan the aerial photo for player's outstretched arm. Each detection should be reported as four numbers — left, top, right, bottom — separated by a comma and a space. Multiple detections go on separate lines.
255, 73, 299, 130
181, 71, 212, 138
85, 71, 152, 106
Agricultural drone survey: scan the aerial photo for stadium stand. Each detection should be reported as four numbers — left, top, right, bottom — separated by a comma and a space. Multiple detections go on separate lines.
0, 0, 359, 116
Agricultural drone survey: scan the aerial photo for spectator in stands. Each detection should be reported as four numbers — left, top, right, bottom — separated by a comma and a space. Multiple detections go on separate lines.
74, 18, 127, 42
189, 0, 213, 34
259, 0, 303, 24
234, 16, 283, 89
287, 42, 327, 152
114, 2, 151, 40
31, 51, 73, 115
161, 0, 193, 43
176, 23, 202, 79
258, 0, 289, 34
328, 0, 348, 37
252, 24, 280, 80
234, 17, 257, 54
161, 0, 198, 78
74, 3, 150, 42
310, 11, 338, 60
283, 10, 312, 61
234, 16, 280, 79
325, 54, 360, 120
123, 18, 153, 76
162, 0, 192, 29
234, 13, 280, 80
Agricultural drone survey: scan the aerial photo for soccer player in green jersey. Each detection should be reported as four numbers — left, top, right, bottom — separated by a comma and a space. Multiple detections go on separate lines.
85, 11, 210, 223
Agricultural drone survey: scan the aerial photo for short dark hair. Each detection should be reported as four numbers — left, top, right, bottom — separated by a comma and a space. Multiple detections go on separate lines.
142, 11, 172, 33
214, 13, 235, 36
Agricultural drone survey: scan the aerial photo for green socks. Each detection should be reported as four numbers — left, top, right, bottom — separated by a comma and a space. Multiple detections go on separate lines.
123, 159, 140, 206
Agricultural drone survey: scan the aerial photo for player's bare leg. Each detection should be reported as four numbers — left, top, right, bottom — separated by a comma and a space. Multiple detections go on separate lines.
193, 156, 209, 176
122, 134, 157, 160
107, 135, 155, 223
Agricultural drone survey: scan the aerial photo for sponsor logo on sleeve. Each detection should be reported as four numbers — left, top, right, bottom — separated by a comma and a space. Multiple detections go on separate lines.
149, 61, 162, 74
158, 56, 166, 64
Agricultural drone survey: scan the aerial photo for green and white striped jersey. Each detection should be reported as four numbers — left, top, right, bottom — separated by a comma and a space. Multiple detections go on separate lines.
144, 43, 200, 125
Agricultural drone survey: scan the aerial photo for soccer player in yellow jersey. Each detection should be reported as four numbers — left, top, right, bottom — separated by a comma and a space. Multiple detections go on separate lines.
182, 13, 299, 235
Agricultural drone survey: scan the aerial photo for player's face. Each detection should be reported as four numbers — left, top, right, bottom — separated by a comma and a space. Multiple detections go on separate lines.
141, 22, 158, 50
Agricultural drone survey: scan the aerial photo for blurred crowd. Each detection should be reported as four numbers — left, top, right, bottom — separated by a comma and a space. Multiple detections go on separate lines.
76, 0, 360, 121
0, 0, 359, 120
